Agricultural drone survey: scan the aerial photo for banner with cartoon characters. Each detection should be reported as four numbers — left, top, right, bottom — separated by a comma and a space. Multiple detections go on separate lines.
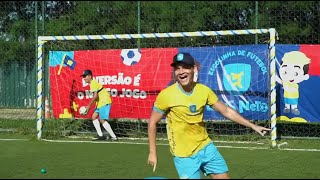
49, 45, 320, 122
275, 45, 320, 123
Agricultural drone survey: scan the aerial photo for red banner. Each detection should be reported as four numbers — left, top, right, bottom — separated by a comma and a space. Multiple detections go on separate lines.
49, 48, 178, 119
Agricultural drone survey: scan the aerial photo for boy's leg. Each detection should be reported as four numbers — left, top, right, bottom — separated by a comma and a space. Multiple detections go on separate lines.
99, 104, 117, 139
91, 111, 105, 139
101, 121, 117, 139
173, 156, 201, 179
201, 142, 229, 178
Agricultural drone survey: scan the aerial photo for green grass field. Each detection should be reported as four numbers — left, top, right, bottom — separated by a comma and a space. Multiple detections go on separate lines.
0, 133, 319, 179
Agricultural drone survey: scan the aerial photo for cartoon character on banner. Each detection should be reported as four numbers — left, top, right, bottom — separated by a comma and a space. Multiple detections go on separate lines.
276, 51, 311, 116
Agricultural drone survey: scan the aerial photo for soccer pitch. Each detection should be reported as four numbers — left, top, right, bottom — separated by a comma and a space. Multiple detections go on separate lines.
0, 134, 319, 179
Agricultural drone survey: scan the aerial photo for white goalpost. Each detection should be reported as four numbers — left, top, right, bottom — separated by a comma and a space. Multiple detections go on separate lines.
36, 28, 277, 147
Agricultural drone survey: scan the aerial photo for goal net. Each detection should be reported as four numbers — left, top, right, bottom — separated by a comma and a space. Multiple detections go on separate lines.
37, 29, 277, 147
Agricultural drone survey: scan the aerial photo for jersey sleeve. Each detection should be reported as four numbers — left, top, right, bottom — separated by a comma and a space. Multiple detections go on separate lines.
153, 90, 169, 114
206, 86, 219, 106
90, 80, 102, 92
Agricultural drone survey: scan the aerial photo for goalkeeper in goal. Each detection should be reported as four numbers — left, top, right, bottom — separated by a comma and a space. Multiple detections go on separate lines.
80, 69, 118, 141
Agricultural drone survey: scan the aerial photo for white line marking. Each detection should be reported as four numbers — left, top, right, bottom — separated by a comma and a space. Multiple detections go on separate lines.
0, 138, 28, 141
279, 148, 320, 152
1, 138, 319, 152
41, 139, 320, 152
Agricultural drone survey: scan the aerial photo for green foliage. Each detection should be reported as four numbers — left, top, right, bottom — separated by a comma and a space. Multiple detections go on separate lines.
0, 2, 318, 106
0, 1, 319, 65
0, 119, 35, 135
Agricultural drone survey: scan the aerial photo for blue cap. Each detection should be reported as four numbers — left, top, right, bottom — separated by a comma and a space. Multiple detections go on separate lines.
171, 52, 195, 67
80, 69, 92, 77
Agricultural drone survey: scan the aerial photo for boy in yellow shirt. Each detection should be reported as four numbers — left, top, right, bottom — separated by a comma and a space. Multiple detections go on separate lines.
81, 69, 118, 141
147, 53, 270, 179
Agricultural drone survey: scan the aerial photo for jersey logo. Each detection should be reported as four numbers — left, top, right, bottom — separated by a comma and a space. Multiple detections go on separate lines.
189, 104, 197, 113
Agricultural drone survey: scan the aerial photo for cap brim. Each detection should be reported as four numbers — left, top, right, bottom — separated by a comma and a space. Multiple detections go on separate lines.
170, 62, 194, 67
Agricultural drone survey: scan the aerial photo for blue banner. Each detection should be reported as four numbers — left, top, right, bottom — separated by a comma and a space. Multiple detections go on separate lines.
179, 45, 270, 121
178, 44, 320, 123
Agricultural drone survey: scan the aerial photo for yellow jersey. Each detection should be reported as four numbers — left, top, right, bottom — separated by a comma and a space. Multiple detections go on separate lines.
283, 82, 299, 98
153, 82, 219, 157
90, 79, 112, 108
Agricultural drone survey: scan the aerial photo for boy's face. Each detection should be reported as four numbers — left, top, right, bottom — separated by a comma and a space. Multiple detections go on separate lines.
279, 63, 308, 83
83, 75, 92, 84
173, 63, 195, 87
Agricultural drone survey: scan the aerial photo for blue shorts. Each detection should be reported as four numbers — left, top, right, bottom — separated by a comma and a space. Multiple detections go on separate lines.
94, 104, 111, 120
284, 98, 298, 105
173, 142, 228, 179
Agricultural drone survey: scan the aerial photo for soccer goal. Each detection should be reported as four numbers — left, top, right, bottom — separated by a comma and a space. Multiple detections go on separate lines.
37, 28, 277, 147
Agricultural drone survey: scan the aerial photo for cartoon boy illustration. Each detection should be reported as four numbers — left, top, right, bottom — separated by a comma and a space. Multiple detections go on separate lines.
276, 51, 311, 115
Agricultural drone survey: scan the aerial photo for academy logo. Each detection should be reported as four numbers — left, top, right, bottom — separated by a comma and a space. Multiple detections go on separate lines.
223, 63, 251, 93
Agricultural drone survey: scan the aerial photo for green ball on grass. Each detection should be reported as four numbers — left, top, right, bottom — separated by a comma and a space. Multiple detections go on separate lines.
40, 168, 47, 174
